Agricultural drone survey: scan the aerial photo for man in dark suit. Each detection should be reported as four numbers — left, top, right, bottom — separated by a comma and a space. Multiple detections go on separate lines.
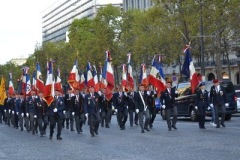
35, 91, 48, 137
209, 79, 228, 128
160, 81, 178, 131
63, 88, 74, 131
135, 84, 150, 133
113, 86, 128, 130
48, 91, 65, 140
98, 88, 112, 128
195, 82, 209, 129
126, 86, 138, 127
72, 89, 85, 134
84, 86, 101, 137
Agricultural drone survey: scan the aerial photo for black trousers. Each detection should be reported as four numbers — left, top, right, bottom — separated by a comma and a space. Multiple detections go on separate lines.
88, 112, 100, 136
101, 110, 112, 126
0, 107, 4, 123
50, 114, 62, 137
128, 109, 138, 125
74, 113, 85, 133
149, 107, 156, 125
214, 103, 226, 125
198, 106, 206, 128
118, 108, 128, 128
165, 106, 178, 128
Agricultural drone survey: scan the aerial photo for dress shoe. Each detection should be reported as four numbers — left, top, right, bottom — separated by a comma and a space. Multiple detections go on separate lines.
172, 125, 177, 130
141, 129, 145, 133
149, 123, 153, 129
130, 124, 133, 127
105, 124, 110, 128
91, 134, 95, 137
66, 125, 69, 129
216, 125, 220, 128
80, 128, 83, 132
70, 129, 75, 131
77, 131, 80, 134
32, 131, 35, 135
168, 127, 172, 131
20, 127, 23, 131
57, 136, 63, 140
49, 135, 53, 140
135, 122, 138, 125
94, 130, 98, 135
120, 125, 125, 130
220, 123, 226, 127
144, 127, 150, 131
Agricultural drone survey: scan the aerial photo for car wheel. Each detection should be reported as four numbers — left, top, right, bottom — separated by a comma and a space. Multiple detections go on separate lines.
161, 109, 166, 120
190, 108, 198, 122
225, 114, 232, 121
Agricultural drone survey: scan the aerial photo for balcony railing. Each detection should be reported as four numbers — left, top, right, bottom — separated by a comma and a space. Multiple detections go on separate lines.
194, 59, 238, 68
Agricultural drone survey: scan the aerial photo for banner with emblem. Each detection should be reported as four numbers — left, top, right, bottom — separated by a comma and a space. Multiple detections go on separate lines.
0, 76, 7, 105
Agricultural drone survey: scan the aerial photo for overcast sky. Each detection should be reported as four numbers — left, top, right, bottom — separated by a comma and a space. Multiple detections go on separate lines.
0, 0, 56, 64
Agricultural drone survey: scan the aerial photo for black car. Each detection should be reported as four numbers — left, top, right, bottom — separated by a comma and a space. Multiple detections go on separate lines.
160, 79, 237, 121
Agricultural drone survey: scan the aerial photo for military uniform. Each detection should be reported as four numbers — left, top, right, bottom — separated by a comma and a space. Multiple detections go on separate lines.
98, 93, 112, 128
126, 91, 138, 126
35, 97, 48, 136
64, 93, 74, 131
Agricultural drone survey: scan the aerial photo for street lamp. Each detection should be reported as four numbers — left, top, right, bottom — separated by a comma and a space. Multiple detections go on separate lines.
236, 50, 240, 84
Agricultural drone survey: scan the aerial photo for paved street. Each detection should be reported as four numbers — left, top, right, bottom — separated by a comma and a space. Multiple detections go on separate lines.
0, 114, 240, 160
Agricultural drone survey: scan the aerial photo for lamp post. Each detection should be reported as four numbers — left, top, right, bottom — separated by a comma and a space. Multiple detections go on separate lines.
236, 50, 240, 84
200, 0, 205, 78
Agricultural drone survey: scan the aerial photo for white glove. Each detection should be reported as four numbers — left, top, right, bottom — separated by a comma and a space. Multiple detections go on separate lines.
26, 113, 29, 117
9, 109, 11, 113
136, 109, 139, 113
124, 92, 127, 96
112, 106, 115, 110
34, 115, 37, 118
115, 109, 118, 113
126, 106, 128, 109
225, 103, 229, 107
53, 108, 57, 112
210, 104, 213, 108
154, 91, 157, 94
162, 105, 166, 109
195, 106, 198, 110
21, 113, 24, 117
63, 110, 66, 114
4, 109, 6, 112
72, 112, 75, 116
85, 113, 88, 117
12, 111, 15, 114
16, 112, 19, 115
207, 107, 211, 110
99, 109, 101, 112
175, 91, 179, 94
147, 91, 150, 95
98, 91, 102, 96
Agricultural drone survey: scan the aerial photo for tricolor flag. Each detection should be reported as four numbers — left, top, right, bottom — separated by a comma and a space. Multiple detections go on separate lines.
121, 64, 127, 90
36, 62, 45, 93
127, 52, 134, 89
102, 50, 114, 100
79, 70, 85, 91
54, 67, 63, 93
181, 45, 200, 93
86, 62, 95, 87
43, 61, 55, 106
25, 67, 31, 96
148, 55, 166, 93
139, 63, 149, 87
92, 65, 100, 92
21, 68, 26, 95
32, 71, 36, 92
68, 59, 80, 90
8, 73, 15, 96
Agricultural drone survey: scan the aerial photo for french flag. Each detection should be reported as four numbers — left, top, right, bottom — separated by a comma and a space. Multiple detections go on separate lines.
68, 59, 79, 90
32, 71, 36, 92
92, 65, 100, 92
43, 61, 54, 106
102, 50, 114, 100
148, 55, 166, 93
21, 68, 26, 95
86, 62, 95, 87
127, 52, 134, 89
36, 62, 45, 93
105, 50, 114, 91
8, 73, 15, 96
121, 64, 127, 90
139, 63, 149, 87
54, 67, 63, 93
181, 45, 200, 93
79, 71, 86, 91
25, 67, 31, 96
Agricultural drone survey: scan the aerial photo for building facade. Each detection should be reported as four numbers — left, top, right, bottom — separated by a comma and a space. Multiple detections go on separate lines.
42, 0, 122, 43
123, 0, 153, 11
9, 58, 27, 66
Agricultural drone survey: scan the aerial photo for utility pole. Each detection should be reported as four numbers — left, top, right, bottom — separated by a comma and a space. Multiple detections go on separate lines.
200, 0, 205, 80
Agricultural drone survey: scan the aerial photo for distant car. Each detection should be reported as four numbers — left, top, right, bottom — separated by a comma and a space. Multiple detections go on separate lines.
160, 79, 237, 121
234, 85, 240, 112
